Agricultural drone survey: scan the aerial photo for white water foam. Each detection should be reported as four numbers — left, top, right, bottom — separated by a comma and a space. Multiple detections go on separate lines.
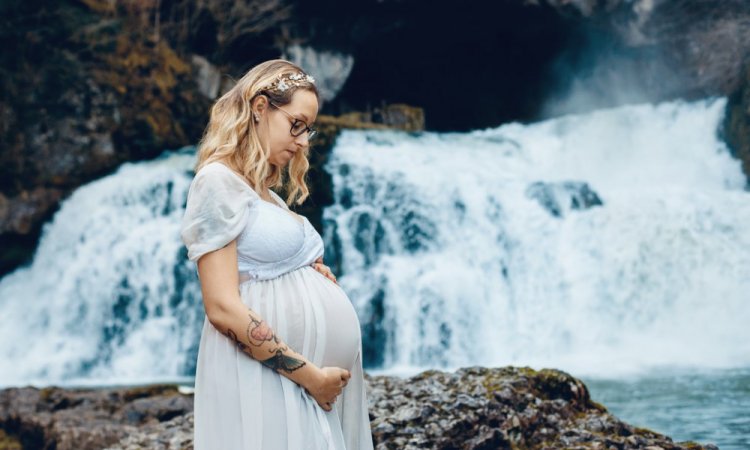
325, 97, 750, 378
0, 98, 746, 386
0, 151, 201, 388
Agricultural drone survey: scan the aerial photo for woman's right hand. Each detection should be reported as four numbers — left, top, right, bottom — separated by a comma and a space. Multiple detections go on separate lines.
304, 366, 351, 412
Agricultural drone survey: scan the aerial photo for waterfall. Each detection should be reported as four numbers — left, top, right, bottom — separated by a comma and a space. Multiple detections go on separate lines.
324, 97, 750, 378
0, 150, 201, 387
0, 97, 747, 387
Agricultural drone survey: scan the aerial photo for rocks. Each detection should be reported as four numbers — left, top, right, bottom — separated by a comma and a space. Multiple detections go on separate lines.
722, 64, 750, 184
0, 188, 64, 235
0, 367, 716, 449
0, 0, 211, 275
540, 0, 750, 97
365, 366, 710, 450
4, 0, 748, 275
0, 384, 192, 450
0, 0, 426, 275
525, 181, 604, 218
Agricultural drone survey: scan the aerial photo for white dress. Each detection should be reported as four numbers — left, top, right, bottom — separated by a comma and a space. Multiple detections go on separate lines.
180, 162, 374, 450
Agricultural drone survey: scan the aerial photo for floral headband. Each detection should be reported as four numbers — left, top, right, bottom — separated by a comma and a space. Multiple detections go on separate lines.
260, 72, 316, 94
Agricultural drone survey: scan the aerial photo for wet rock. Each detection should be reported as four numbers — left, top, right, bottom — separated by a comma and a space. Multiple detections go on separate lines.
723, 63, 750, 184
190, 55, 222, 100
363, 366, 714, 449
0, 384, 190, 450
0, 367, 717, 449
541, 0, 750, 98
526, 180, 604, 218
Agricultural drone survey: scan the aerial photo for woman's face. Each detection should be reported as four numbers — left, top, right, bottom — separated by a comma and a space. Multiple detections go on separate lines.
255, 89, 319, 168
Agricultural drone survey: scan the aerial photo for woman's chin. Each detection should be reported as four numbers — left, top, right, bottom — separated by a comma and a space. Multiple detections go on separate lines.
268, 160, 290, 169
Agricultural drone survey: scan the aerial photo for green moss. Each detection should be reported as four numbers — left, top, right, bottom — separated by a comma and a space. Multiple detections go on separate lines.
588, 399, 608, 413
122, 384, 180, 402
39, 387, 56, 401
631, 425, 662, 438
0, 429, 22, 450
678, 442, 708, 449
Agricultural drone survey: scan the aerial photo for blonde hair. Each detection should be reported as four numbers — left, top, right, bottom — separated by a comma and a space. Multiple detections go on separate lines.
195, 59, 319, 206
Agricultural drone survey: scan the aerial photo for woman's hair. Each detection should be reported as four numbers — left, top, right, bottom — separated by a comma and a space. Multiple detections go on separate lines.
195, 59, 319, 206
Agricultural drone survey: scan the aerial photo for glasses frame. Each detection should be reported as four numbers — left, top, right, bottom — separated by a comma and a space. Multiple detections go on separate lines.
269, 102, 317, 140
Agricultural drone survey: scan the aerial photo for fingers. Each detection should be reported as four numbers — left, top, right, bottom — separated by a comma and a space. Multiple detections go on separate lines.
338, 369, 350, 389
311, 262, 338, 284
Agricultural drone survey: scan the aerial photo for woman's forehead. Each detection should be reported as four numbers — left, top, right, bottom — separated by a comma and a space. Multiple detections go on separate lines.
288, 90, 319, 120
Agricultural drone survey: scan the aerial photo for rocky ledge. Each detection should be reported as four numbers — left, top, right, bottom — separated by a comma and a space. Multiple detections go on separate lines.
0, 366, 716, 450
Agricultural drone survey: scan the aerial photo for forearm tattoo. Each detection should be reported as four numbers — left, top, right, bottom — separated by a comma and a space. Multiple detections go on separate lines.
223, 314, 307, 374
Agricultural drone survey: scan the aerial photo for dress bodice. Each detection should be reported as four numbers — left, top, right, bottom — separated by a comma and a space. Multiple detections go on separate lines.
180, 162, 324, 282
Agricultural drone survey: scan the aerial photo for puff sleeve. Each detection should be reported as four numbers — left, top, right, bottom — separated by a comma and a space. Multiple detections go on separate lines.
180, 164, 255, 262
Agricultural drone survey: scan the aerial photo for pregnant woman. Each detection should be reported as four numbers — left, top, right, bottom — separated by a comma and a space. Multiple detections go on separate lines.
180, 59, 373, 449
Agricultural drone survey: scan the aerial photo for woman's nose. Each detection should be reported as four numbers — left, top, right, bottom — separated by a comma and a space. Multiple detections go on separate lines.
295, 133, 310, 147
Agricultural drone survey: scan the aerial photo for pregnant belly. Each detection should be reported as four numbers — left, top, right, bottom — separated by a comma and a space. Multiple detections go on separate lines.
316, 275, 362, 370
244, 266, 363, 372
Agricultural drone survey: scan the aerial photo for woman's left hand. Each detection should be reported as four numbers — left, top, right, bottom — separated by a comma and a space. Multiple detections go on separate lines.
311, 257, 337, 284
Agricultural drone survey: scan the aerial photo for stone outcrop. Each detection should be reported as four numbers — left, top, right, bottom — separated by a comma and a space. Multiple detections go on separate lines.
525, 181, 604, 218
0, 0, 427, 275
3, 0, 749, 275
0, 384, 192, 450
539, 0, 750, 98
0, 367, 717, 450
0, 0, 213, 274
722, 63, 750, 184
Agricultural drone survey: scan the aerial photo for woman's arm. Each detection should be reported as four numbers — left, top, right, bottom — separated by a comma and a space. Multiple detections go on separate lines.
196, 240, 346, 401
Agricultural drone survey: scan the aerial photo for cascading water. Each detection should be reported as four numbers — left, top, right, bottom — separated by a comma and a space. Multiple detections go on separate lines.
0, 98, 747, 390
324, 97, 750, 378
0, 151, 202, 387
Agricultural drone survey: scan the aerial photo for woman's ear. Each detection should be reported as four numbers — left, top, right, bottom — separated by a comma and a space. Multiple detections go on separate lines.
252, 95, 268, 120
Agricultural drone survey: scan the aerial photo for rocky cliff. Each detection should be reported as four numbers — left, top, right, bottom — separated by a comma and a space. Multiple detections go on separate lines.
2, 0, 750, 275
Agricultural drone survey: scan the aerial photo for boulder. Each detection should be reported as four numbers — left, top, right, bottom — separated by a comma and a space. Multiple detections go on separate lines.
525, 181, 604, 218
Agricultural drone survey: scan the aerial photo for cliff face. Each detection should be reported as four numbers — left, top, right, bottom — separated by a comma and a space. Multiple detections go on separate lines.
2, 0, 750, 275
0, 0, 213, 273
540, 0, 750, 98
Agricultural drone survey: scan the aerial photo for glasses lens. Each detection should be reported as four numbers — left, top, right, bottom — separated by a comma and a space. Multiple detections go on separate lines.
291, 120, 307, 136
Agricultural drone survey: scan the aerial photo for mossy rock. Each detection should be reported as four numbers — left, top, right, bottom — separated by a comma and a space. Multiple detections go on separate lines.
0, 429, 22, 450
121, 384, 181, 402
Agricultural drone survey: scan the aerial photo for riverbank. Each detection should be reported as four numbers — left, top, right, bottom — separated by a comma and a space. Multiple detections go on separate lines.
0, 366, 718, 450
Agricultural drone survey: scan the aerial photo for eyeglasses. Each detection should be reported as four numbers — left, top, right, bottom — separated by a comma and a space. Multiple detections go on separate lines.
269, 102, 317, 140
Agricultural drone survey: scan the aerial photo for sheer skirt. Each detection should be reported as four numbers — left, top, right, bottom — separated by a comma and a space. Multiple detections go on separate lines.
193, 266, 373, 450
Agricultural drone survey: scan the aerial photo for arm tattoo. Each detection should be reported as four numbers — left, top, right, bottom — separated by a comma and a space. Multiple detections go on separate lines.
226, 329, 255, 359
260, 349, 307, 373
246, 316, 276, 347
223, 314, 307, 374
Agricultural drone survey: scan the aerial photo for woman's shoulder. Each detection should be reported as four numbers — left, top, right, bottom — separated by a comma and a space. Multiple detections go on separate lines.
193, 162, 258, 195
195, 161, 238, 179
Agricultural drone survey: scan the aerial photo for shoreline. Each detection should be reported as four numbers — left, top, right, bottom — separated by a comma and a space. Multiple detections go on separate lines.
0, 366, 720, 450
